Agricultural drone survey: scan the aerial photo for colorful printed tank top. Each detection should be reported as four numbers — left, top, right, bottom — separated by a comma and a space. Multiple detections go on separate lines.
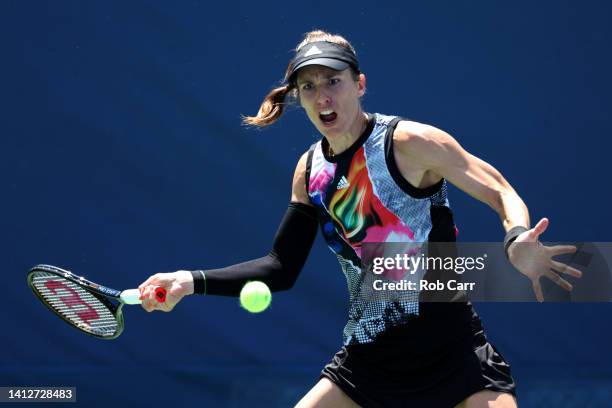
305, 113, 457, 345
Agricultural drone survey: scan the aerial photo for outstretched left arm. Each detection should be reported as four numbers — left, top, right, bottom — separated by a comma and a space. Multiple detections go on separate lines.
394, 122, 582, 301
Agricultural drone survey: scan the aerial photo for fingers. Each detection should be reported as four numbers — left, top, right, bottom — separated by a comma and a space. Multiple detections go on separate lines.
529, 218, 549, 240
140, 285, 158, 312
532, 271, 572, 303
529, 258, 581, 302
551, 260, 583, 278
138, 273, 167, 311
547, 244, 577, 257
545, 270, 573, 291
532, 279, 544, 303
140, 285, 176, 312
138, 273, 162, 294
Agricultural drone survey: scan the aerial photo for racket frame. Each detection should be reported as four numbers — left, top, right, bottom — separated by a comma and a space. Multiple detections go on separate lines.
27, 264, 129, 339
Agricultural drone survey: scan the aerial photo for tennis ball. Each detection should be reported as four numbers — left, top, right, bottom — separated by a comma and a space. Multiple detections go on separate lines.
240, 281, 271, 313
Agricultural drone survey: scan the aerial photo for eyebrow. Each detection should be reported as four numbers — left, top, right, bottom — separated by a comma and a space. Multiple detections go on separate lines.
297, 71, 339, 83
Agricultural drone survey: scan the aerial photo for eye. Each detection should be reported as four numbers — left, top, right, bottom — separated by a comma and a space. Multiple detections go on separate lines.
329, 78, 340, 86
300, 83, 313, 91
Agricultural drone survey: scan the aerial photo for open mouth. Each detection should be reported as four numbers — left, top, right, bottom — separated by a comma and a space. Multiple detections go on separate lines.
319, 110, 337, 125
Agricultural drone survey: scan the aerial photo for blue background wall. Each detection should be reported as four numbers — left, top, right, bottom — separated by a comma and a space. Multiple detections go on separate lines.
2, 0, 611, 406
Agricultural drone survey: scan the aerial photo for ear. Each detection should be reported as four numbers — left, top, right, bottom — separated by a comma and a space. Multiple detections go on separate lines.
357, 73, 366, 97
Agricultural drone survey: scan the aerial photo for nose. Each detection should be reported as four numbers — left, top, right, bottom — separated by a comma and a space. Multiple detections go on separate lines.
316, 88, 331, 107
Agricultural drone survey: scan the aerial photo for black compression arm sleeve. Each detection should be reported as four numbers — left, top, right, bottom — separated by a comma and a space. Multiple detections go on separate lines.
191, 202, 318, 296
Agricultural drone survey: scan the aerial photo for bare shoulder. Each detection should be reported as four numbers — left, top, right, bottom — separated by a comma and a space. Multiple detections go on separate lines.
291, 151, 312, 205
394, 119, 432, 140
393, 120, 462, 163
394, 120, 453, 148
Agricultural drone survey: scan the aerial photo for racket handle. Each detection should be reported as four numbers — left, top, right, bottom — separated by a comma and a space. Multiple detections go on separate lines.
120, 287, 167, 305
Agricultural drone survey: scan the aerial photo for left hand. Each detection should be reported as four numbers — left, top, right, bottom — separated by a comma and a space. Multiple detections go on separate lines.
508, 218, 583, 302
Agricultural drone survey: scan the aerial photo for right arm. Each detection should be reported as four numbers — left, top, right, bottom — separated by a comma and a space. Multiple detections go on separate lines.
290, 151, 312, 205
139, 152, 318, 311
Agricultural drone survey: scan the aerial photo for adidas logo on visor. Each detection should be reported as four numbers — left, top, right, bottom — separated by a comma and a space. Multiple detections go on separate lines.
304, 45, 323, 57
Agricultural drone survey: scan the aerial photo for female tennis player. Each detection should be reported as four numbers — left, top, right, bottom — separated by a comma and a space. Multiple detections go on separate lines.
139, 30, 581, 407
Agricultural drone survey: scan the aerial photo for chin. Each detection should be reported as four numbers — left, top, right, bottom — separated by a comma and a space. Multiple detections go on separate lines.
318, 122, 345, 137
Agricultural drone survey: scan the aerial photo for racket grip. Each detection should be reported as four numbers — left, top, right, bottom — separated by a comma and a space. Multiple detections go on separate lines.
120, 287, 166, 305
120, 289, 142, 305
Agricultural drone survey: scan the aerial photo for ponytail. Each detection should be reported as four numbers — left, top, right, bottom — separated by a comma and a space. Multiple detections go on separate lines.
242, 84, 294, 127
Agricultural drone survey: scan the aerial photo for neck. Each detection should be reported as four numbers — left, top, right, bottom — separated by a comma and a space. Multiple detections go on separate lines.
326, 110, 369, 156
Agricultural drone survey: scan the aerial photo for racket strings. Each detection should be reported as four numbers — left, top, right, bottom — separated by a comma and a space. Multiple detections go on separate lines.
30, 272, 119, 337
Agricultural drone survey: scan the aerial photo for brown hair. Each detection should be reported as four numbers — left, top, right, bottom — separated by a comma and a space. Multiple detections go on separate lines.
242, 30, 359, 127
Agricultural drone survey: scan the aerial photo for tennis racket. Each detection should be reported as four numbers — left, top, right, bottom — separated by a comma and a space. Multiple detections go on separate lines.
27, 264, 166, 340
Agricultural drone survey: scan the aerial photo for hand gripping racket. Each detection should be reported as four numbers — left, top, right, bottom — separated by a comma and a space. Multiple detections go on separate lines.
27, 264, 166, 339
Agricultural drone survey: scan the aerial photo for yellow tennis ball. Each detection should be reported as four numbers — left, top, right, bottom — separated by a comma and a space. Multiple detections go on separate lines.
240, 281, 271, 313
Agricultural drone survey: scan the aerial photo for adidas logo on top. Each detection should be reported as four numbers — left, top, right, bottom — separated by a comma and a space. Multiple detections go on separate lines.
337, 175, 350, 190
304, 45, 323, 57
